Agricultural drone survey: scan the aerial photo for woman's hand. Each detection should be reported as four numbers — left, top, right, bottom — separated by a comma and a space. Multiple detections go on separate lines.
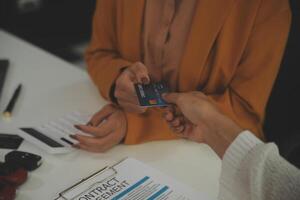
163, 92, 243, 158
114, 62, 150, 113
71, 104, 127, 152
162, 92, 217, 144
163, 92, 220, 125
163, 107, 205, 143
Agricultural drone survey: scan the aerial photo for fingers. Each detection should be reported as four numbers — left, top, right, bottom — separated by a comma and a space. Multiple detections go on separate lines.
72, 108, 127, 153
164, 109, 186, 135
72, 120, 125, 152
72, 134, 100, 146
164, 110, 175, 122
72, 133, 120, 153
170, 116, 184, 127
87, 104, 115, 126
163, 105, 185, 135
167, 117, 185, 133
127, 62, 150, 84
171, 122, 193, 139
114, 62, 151, 114
162, 93, 180, 105
163, 107, 191, 137
115, 89, 139, 104
74, 119, 113, 138
170, 125, 185, 134
163, 106, 183, 123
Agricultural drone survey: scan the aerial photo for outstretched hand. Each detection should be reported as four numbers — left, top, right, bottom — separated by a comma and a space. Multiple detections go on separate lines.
162, 92, 242, 158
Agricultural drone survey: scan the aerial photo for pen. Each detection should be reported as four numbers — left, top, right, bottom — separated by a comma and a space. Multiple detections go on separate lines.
3, 84, 22, 119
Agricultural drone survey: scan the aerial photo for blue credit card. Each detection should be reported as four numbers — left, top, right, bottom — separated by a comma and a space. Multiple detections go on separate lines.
134, 82, 170, 107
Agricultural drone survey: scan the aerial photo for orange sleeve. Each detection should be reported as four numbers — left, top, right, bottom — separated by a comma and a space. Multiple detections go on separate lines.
207, 0, 291, 139
85, 0, 132, 100
85, 1, 177, 144
85, 0, 178, 144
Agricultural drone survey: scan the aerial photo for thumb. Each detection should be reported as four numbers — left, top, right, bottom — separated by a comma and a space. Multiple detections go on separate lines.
128, 62, 150, 84
162, 93, 181, 105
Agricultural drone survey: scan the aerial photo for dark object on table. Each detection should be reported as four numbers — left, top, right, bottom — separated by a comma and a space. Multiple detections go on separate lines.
0, 134, 23, 149
0, 162, 27, 186
0, 59, 9, 103
264, 0, 300, 168
0, 181, 16, 200
5, 151, 42, 171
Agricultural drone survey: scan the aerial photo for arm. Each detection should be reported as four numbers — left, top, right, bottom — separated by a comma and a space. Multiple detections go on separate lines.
207, 0, 291, 138
85, 0, 132, 100
219, 132, 300, 200
85, 0, 178, 144
86, 0, 151, 114
162, 92, 300, 200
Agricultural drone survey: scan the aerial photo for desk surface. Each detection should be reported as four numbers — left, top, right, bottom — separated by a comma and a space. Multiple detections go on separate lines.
0, 30, 221, 200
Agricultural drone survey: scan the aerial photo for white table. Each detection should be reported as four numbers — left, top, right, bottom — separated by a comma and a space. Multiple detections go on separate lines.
0, 30, 221, 200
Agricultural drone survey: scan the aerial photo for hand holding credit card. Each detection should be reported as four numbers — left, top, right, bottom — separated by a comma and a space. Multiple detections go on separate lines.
134, 82, 170, 107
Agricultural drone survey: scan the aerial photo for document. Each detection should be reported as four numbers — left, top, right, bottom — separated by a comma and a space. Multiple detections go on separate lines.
56, 158, 210, 200
17, 112, 92, 154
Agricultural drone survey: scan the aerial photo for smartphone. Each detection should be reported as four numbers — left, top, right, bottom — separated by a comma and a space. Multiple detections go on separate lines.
0, 134, 23, 149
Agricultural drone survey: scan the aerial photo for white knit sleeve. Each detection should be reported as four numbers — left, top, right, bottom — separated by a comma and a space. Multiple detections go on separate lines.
218, 130, 262, 200
218, 131, 300, 200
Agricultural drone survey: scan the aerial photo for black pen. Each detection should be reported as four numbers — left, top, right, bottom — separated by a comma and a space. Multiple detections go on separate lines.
3, 84, 22, 119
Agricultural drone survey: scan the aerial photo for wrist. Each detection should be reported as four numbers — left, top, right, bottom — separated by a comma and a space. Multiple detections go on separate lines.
109, 66, 129, 104
205, 113, 243, 158
120, 111, 128, 144
109, 83, 118, 104
219, 117, 243, 158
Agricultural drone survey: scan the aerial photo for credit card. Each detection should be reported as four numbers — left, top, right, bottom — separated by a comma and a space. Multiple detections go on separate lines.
134, 82, 170, 107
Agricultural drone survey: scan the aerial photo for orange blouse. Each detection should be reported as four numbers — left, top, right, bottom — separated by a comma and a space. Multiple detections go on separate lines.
143, 0, 197, 90
85, 0, 291, 144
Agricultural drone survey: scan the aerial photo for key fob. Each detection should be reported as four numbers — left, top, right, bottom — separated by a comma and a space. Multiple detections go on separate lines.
5, 151, 42, 171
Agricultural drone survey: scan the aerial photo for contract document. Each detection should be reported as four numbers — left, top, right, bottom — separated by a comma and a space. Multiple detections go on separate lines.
56, 158, 211, 200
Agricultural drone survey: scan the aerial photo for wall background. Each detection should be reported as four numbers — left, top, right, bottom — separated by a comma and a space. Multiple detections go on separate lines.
0, 0, 96, 67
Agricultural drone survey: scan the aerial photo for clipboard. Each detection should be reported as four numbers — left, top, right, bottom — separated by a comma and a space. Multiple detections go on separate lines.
55, 158, 210, 200
56, 158, 126, 200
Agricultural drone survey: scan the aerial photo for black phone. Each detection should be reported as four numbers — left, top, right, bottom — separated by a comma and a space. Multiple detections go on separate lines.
0, 134, 23, 149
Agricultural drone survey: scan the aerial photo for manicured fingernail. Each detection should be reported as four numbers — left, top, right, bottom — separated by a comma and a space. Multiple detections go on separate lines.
86, 121, 93, 126
69, 134, 77, 139
74, 125, 82, 130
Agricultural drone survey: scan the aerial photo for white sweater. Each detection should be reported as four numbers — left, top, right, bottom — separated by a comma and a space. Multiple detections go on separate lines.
218, 131, 300, 200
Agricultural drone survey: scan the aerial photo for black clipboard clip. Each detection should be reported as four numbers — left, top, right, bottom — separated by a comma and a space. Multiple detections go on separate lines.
56, 158, 127, 200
